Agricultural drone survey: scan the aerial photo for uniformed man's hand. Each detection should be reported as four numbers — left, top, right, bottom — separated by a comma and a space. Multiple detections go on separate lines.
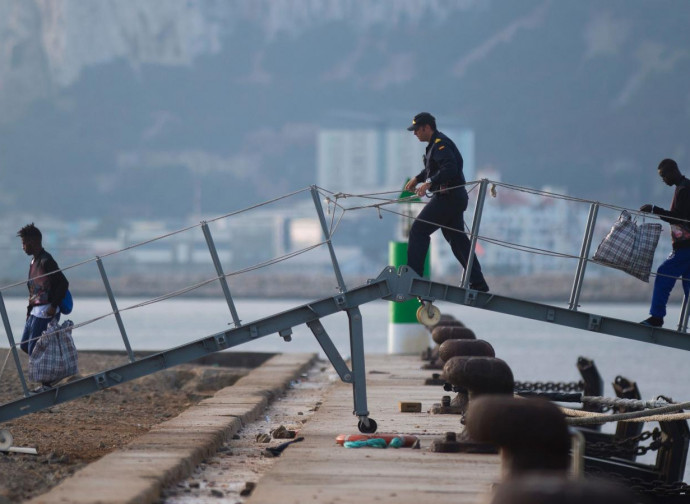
416, 182, 431, 197
639, 204, 654, 213
46, 305, 56, 317
404, 178, 417, 193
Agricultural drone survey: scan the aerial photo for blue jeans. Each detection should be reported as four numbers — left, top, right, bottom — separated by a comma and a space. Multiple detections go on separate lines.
649, 248, 690, 319
21, 314, 60, 356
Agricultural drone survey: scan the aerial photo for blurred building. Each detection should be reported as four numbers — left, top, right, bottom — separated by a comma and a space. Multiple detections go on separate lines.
317, 125, 475, 194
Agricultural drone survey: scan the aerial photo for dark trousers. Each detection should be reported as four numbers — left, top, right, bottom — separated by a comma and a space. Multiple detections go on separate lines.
407, 194, 485, 284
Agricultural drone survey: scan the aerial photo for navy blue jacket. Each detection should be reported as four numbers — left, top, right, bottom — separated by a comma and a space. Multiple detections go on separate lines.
414, 131, 468, 200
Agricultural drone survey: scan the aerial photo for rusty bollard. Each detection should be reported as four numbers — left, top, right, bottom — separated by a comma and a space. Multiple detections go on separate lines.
423, 325, 476, 370
444, 356, 514, 397
429, 357, 513, 454
431, 340, 497, 410
465, 396, 570, 478
438, 338, 495, 363
483, 474, 637, 504
430, 356, 513, 415
432, 325, 475, 346
421, 317, 464, 361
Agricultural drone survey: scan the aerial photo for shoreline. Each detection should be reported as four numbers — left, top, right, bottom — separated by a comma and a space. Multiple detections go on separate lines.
0, 273, 672, 303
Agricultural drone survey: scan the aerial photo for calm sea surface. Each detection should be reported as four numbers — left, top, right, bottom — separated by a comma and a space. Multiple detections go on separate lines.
2, 296, 689, 474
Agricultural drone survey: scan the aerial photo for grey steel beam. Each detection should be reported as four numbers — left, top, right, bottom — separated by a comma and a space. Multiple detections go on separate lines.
678, 294, 690, 333
0, 271, 392, 424
307, 319, 352, 383
569, 203, 599, 311
461, 179, 489, 289
5, 263, 690, 429
402, 270, 690, 353
0, 292, 29, 396
201, 222, 241, 327
347, 307, 369, 419
311, 186, 347, 293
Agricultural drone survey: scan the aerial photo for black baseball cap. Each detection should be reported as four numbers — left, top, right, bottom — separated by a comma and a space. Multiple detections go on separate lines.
406, 112, 435, 131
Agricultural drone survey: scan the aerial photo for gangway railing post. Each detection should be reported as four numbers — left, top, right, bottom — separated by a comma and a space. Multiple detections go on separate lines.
568, 203, 599, 311
461, 178, 489, 289
677, 294, 690, 332
201, 222, 241, 328
97, 257, 136, 362
0, 291, 30, 396
311, 186, 347, 293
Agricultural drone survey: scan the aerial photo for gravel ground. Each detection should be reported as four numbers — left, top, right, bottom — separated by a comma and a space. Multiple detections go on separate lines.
0, 349, 251, 503
159, 359, 335, 504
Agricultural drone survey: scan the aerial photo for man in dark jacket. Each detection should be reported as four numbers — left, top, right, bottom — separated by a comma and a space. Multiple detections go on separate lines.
404, 112, 489, 291
639, 159, 690, 327
17, 223, 69, 355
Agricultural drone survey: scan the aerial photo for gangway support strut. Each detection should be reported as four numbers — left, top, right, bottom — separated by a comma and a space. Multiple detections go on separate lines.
307, 320, 352, 383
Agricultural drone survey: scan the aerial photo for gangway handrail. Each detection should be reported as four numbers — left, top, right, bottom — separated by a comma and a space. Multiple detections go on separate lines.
4, 180, 690, 434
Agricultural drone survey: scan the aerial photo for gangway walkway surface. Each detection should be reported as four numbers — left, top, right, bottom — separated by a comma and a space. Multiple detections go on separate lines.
2, 182, 690, 438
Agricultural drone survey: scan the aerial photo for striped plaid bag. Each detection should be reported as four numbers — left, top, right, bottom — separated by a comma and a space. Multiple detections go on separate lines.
28, 320, 78, 383
625, 220, 662, 282
592, 211, 661, 282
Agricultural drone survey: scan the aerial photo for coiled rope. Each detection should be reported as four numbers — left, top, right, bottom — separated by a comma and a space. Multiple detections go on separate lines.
563, 400, 690, 425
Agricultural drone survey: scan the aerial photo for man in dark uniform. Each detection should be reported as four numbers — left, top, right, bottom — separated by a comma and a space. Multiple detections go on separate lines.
639, 158, 690, 327
403, 112, 489, 291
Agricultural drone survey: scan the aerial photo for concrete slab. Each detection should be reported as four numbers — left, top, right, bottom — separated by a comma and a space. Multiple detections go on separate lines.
245, 355, 502, 504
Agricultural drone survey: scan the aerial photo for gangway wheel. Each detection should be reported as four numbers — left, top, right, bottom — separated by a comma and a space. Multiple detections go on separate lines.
416, 302, 441, 326
0, 429, 13, 451
358, 417, 378, 434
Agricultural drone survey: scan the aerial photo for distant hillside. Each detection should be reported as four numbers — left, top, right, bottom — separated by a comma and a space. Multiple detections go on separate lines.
0, 0, 688, 219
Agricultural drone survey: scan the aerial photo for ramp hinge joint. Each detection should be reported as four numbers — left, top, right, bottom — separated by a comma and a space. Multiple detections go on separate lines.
464, 290, 477, 306
94, 373, 108, 389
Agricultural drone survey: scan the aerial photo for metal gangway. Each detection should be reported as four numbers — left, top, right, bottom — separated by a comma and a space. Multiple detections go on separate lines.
2, 182, 690, 444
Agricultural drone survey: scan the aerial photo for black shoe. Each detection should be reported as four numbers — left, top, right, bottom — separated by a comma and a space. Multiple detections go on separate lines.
470, 281, 490, 293
640, 316, 663, 327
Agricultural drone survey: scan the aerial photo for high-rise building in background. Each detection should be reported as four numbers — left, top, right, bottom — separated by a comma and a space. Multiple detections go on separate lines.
317, 125, 475, 194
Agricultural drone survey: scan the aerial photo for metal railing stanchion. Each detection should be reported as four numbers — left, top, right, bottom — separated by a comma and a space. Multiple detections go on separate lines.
311, 186, 347, 293
568, 203, 599, 311
461, 178, 489, 289
677, 294, 690, 332
0, 292, 30, 396
201, 222, 241, 328
97, 257, 136, 362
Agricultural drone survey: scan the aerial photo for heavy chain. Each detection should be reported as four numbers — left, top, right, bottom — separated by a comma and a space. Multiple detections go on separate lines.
589, 467, 690, 498
514, 380, 584, 393
586, 429, 659, 458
